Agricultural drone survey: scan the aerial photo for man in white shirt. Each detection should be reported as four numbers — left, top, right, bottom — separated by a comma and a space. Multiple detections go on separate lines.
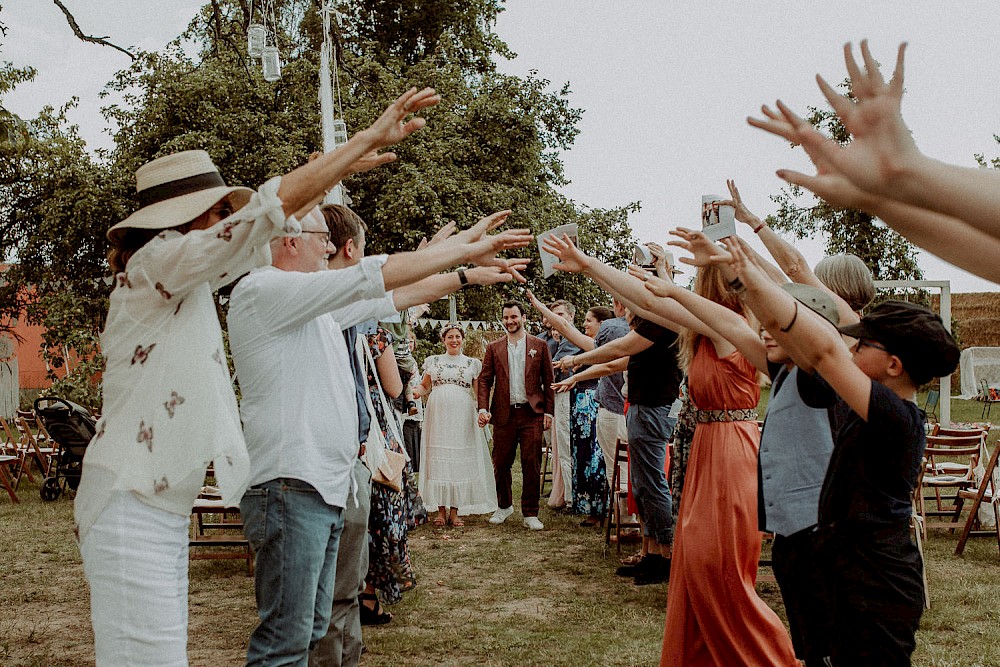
230, 209, 530, 666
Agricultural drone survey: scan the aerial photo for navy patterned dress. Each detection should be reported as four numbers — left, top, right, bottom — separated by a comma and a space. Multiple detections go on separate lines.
570, 380, 607, 518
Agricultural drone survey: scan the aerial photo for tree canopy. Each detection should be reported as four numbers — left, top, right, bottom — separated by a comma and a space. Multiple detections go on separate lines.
0, 0, 637, 405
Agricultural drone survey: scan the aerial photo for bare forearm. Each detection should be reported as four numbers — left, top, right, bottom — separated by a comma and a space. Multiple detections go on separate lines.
754, 225, 815, 284
894, 156, 1000, 240
869, 197, 1000, 283
392, 273, 462, 310
552, 317, 595, 351
582, 260, 705, 334
277, 130, 378, 217
572, 358, 627, 383
381, 244, 470, 291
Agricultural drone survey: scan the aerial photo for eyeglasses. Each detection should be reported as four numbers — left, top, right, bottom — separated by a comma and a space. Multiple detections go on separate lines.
302, 230, 332, 244
854, 339, 888, 353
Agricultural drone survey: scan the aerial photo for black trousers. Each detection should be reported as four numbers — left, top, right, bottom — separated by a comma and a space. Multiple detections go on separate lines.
772, 528, 835, 666
818, 523, 924, 667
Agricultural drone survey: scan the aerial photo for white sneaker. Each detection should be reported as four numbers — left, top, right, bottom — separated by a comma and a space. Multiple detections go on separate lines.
523, 516, 544, 531
489, 506, 514, 525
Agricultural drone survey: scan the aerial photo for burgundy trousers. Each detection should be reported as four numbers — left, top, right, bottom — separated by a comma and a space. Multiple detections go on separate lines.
491, 405, 544, 517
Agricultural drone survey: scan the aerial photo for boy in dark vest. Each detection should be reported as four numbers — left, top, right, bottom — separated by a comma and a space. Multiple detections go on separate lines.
728, 239, 959, 667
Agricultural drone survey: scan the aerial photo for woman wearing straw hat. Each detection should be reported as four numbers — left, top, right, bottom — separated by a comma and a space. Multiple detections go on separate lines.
77, 88, 440, 666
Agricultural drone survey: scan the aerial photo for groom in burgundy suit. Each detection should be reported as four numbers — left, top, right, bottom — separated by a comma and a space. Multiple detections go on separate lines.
477, 300, 555, 530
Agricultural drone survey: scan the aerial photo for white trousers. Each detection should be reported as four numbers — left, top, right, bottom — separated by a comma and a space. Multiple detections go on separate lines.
80, 491, 191, 666
596, 407, 628, 491
553, 390, 573, 505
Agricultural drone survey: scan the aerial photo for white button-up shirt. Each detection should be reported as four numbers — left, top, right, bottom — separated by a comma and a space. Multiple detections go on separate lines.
507, 334, 527, 404
75, 177, 296, 541
228, 260, 396, 509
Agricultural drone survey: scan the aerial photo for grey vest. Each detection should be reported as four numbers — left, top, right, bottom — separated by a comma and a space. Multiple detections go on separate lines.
759, 365, 834, 536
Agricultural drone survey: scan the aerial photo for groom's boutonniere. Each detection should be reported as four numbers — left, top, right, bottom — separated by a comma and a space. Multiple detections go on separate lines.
528, 348, 538, 358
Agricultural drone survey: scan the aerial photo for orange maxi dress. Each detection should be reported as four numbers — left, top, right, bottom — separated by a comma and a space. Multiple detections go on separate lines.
661, 339, 797, 667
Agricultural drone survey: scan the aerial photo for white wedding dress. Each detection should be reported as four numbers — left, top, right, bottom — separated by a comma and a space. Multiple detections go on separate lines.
417, 354, 498, 515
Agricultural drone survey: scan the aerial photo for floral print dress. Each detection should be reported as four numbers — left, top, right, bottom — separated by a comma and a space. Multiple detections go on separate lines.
570, 380, 608, 518
365, 328, 427, 604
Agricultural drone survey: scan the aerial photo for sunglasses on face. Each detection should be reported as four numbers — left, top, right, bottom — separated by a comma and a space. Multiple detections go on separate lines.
854, 338, 888, 353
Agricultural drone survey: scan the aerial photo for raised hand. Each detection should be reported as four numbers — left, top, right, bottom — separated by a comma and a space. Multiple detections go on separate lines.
750, 42, 918, 199
525, 289, 545, 311
551, 377, 577, 394
465, 264, 529, 286
366, 87, 441, 151
721, 237, 767, 292
541, 233, 592, 274
627, 264, 678, 298
722, 180, 762, 227
460, 211, 533, 274
668, 227, 730, 267
418, 221, 458, 250
751, 102, 878, 211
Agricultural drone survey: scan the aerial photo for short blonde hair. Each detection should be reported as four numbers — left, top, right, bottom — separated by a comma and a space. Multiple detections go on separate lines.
815, 254, 875, 312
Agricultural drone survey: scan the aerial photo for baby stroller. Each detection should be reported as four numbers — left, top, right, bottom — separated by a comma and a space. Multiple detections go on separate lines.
33, 397, 96, 501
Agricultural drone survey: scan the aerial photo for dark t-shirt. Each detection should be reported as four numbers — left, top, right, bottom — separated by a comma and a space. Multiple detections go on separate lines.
626, 318, 681, 407
798, 372, 925, 527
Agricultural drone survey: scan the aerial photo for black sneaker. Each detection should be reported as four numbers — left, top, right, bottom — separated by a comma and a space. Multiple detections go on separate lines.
633, 557, 671, 586
615, 553, 664, 577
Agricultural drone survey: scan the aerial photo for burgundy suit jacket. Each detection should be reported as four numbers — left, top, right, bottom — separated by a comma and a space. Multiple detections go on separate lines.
477, 334, 555, 427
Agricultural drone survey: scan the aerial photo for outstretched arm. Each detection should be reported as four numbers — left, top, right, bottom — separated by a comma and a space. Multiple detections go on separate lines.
752, 41, 1000, 242
525, 289, 595, 351
279, 88, 440, 216
721, 179, 813, 286
628, 260, 768, 373
541, 234, 715, 337
391, 263, 529, 311
551, 358, 628, 393
723, 237, 872, 419
750, 100, 1000, 284
381, 211, 531, 291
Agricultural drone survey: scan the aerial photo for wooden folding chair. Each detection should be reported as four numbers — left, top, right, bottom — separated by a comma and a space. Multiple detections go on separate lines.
936, 426, 989, 438
955, 440, 1000, 556
17, 417, 58, 478
0, 448, 20, 502
604, 438, 640, 553
920, 434, 983, 532
539, 441, 552, 496
0, 416, 33, 486
189, 482, 253, 575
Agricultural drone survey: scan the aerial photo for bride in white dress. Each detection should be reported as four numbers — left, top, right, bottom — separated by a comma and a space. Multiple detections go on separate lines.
414, 324, 498, 526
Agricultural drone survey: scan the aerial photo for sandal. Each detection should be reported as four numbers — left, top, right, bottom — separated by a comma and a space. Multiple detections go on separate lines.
620, 553, 644, 566
450, 517, 465, 527
433, 516, 446, 527
359, 592, 393, 626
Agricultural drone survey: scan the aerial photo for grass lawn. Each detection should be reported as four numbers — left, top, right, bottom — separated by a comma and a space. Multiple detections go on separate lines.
1, 398, 998, 666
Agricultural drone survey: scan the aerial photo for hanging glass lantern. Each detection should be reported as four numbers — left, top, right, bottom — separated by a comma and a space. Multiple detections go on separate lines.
262, 46, 282, 82
332, 119, 348, 148
247, 23, 266, 58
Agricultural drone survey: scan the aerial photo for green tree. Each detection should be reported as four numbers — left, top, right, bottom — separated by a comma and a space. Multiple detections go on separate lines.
766, 83, 922, 282
1, 0, 638, 406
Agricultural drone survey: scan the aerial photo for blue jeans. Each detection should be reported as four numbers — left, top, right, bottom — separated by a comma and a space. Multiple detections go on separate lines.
626, 404, 675, 545
241, 478, 345, 667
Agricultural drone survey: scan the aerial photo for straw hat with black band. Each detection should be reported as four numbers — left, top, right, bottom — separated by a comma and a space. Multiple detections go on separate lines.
108, 150, 254, 244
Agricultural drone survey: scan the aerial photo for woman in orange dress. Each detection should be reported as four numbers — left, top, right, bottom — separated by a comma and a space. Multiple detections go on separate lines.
642, 246, 799, 667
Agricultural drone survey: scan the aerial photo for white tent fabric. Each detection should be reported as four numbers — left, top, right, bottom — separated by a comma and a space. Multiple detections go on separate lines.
958, 347, 1000, 399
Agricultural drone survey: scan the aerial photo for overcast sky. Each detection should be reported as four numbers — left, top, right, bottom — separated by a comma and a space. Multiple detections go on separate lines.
5, 1, 999, 293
